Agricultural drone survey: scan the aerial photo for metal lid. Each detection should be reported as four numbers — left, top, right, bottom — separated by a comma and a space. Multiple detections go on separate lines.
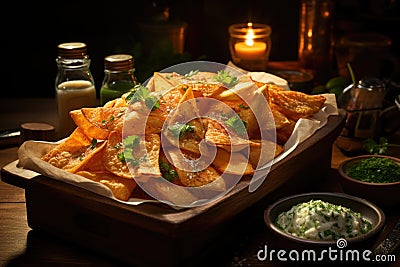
57, 42, 88, 59
104, 54, 134, 71
359, 77, 386, 90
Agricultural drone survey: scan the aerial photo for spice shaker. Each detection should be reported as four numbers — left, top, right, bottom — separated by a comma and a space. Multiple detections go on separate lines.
55, 42, 97, 139
100, 54, 139, 106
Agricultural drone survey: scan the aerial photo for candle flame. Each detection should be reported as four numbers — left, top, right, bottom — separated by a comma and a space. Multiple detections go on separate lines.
307, 28, 312, 38
245, 22, 255, 47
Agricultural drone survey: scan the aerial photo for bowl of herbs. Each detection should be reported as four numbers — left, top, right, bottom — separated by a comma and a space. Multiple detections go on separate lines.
338, 155, 400, 208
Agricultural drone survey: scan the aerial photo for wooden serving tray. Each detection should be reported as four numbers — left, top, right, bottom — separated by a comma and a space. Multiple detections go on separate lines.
1, 110, 345, 266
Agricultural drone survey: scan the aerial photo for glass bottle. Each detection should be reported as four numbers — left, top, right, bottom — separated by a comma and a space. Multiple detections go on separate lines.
298, 0, 334, 84
55, 42, 97, 139
100, 54, 139, 106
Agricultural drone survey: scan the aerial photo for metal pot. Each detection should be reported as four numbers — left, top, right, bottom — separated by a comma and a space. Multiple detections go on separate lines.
336, 77, 400, 153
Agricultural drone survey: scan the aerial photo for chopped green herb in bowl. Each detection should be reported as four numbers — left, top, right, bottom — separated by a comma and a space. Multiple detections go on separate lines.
346, 157, 400, 183
338, 155, 400, 207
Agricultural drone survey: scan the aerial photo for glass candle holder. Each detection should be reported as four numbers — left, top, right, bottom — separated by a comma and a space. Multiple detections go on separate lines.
229, 22, 272, 71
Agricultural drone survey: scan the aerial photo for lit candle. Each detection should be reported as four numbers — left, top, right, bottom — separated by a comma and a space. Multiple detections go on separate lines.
234, 23, 267, 60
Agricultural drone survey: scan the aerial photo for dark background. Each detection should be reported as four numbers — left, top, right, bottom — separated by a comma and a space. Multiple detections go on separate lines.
3, 0, 400, 98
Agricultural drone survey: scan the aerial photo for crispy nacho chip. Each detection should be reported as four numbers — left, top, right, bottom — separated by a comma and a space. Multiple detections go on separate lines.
268, 85, 326, 121
248, 140, 284, 168
70, 110, 109, 140
271, 106, 291, 129
81, 107, 126, 134
163, 86, 206, 154
204, 119, 257, 151
176, 165, 222, 187
107, 131, 162, 178
103, 131, 133, 179
76, 170, 137, 201
212, 148, 254, 176
41, 128, 107, 173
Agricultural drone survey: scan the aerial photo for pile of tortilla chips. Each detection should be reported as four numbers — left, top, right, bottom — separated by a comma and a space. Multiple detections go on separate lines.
41, 70, 326, 201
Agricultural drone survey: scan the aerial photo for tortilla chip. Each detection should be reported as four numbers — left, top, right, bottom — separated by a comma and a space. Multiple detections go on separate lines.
81, 107, 126, 133
176, 165, 222, 187
248, 140, 284, 168
76, 171, 137, 201
212, 148, 254, 176
70, 110, 109, 140
103, 131, 133, 179
41, 128, 107, 173
269, 86, 326, 121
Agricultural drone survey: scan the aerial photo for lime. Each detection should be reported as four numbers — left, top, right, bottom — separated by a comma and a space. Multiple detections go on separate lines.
329, 87, 343, 99
326, 76, 350, 90
312, 85, 327, 94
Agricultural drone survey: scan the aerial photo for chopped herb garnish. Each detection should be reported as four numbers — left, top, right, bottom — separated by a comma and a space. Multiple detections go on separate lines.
239, 104, 249, 109
120, 135, 141, 163
213, 70, 239, 87
117, 152, 126, 162
123, 135, 140, 148
114, 142, 122, 150
126, 84, 160, 110
159, 161, 178, 181
225, 116, 247, 135
145, 95, 160, 110
183, 69, 199, 79
363, 137, 400, 155
347, 157, 400, 183
168, 123, 195, 139
90, 138, 97, 149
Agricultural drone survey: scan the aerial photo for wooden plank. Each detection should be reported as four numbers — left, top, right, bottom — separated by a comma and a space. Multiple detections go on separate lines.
0, 203, 29, 262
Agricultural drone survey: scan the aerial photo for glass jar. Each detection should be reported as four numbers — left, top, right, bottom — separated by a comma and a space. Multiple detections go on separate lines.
298, 0, 334, 83
100, 54, 139, 106
55, 42, 97, 139
229, 22, 272, 71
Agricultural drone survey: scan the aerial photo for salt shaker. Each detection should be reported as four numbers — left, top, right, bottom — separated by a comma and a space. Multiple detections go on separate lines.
55, 42, 97, 139
100, 54, 139, 106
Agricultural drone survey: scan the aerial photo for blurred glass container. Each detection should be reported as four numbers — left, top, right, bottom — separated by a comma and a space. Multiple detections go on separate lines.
335, 32, 394, 79
273, 70, 314, 93
139, 21, 187, 55
100, 54, 139, 106
229, 22, 272, 71
55, 42, 97, 139
298, 0, 334, 83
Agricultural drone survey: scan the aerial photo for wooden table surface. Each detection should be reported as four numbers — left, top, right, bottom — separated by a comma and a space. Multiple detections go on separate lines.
1, 97, 399, 266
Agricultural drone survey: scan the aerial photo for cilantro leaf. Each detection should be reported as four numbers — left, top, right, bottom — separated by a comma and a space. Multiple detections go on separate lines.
226, 116, 247, 135
183, 69, 199, 79
214, 70, 239, 87
168, 123, 195, 139
90, 138, 97, 149
127, 84, 160, 110
159, 161, 178, 182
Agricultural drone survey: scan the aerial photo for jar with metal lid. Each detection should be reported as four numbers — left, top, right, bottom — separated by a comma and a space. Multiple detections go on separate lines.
100, 54, 139, 106
55, 42, 97, 139
337, 77, 390, 153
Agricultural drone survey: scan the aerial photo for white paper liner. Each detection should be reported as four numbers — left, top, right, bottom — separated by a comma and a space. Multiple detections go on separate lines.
13, 72, 338, 207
